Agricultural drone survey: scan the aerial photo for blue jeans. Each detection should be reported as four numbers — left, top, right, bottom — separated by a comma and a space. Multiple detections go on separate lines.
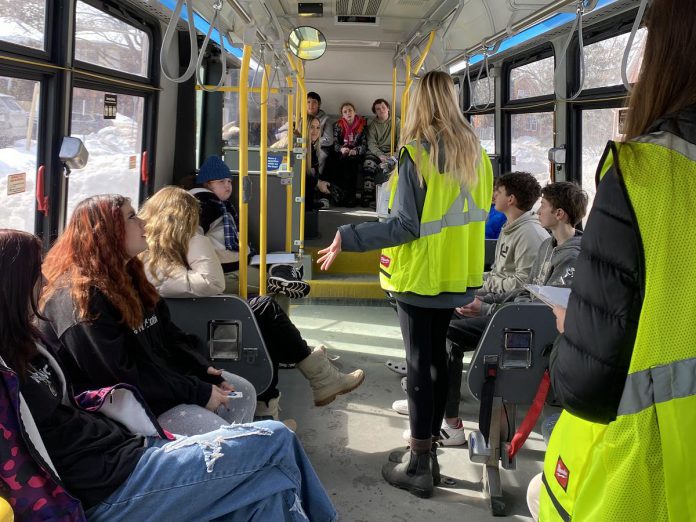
86, 421, 337, 522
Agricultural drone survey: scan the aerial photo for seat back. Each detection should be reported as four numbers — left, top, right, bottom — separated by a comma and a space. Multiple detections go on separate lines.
467, 303, 557, 405
166, 295, 272, 394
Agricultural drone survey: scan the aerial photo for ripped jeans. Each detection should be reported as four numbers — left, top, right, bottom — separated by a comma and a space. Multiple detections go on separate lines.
86, 421, 337, 522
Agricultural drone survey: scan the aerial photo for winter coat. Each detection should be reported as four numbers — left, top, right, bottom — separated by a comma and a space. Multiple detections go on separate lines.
549, 105, 696, 423
143, 233, 225, 298
0, 344, 168, 522
41, 287, 219, 416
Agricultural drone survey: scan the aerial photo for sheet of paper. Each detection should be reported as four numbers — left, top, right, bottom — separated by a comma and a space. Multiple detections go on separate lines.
249, 252, 297, 266
525, 284, 571, 309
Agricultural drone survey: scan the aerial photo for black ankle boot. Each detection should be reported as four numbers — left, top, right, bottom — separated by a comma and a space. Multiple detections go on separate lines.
388, 445, 441, 487
382, 450, 434, 498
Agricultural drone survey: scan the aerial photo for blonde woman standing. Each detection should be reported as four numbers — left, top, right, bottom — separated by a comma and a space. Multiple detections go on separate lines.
318, 71, 493, 498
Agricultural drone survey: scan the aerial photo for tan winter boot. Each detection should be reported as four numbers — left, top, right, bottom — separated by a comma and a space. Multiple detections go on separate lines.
255, 395, 297, 431
297, 346, 365, 406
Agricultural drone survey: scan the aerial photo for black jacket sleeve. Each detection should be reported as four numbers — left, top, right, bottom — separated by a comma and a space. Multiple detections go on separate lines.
55, 294, 212, 416
550, 166, 644, 424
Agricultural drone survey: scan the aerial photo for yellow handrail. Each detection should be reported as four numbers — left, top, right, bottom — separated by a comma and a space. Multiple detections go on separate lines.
259, 65, 269, 296
400, 54, 411, 136
285, 74, 294, 252
391, 65, 397, 156
412, 31, 436, 74
237, 44, 251, 299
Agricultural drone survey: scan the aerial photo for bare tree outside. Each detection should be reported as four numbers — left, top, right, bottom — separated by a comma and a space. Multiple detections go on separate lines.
0, 0, 45, 50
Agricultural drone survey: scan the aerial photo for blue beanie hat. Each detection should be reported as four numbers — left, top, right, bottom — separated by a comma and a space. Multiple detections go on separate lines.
196, 155, 231, 184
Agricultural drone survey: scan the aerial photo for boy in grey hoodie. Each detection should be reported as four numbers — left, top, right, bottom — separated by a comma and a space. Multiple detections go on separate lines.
439, 181, 588, 443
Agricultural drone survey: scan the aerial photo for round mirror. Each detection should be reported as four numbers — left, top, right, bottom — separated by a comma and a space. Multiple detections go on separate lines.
288, 26, 327, 61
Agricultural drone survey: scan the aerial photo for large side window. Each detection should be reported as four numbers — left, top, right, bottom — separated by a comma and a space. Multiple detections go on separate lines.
510, 112, 554, 187
583, 28, 647, 90
0, 0, 46, 51
0, 76, 41, 232
471, 114, 495, 155
66, 87, 145, 217
74, 0, 150, 78
509, 56, 554, 101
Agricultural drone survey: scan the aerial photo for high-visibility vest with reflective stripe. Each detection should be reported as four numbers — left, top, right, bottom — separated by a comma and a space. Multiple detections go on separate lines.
540, 133, 696, 521
379, 144, 492, 295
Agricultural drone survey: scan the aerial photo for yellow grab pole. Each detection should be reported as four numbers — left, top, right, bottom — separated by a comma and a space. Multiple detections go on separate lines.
297, 59, 308, 255
285, 75, 294, 252
400, 54, 411, 136
259, 65, 269, 295
238, 44, 251, 299
412, 31, 436, 74
391, 65, 397, 155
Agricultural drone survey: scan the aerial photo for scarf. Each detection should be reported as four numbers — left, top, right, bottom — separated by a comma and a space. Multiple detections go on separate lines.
219, 200, 240, 251
337, 115, 366, 148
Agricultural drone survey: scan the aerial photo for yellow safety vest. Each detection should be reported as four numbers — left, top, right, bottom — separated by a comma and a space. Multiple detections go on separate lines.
379, 144, 492, 295
540, 133, 696, 521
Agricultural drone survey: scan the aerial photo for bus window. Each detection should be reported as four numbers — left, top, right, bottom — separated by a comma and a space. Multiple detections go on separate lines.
0, 0, 46, 51
66, 88, 144, 218
0, 77, 40, 232
510, 112, 553, 187
583, 28, 648, 90
509, 56, 554, 101
581, 108, 626, 224
74, 0, 150, 78
471, 113, 495, 155
469, 77, 493, 108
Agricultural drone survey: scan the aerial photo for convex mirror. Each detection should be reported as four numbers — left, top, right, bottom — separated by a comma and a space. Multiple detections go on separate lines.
288, 26, 327, 61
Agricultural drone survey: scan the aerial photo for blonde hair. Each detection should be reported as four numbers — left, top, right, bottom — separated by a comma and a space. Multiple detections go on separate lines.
138, 186, 200, 281
400, 71, 481, 187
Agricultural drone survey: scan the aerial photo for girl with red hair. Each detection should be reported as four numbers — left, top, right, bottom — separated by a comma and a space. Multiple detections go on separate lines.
40, 194, 257, 435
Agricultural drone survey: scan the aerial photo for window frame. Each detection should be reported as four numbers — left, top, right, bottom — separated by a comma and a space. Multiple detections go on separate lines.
503, 44, 556, 107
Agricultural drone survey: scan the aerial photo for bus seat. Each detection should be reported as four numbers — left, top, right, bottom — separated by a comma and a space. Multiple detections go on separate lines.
465, 302, 557, 516
165, 295, 273, 395
484, 239, 497, 271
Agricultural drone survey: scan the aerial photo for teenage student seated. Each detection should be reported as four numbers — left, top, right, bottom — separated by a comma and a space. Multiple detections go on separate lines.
0, 229, 336, 522
191, 155, 310, 298
138, 186, 365, 422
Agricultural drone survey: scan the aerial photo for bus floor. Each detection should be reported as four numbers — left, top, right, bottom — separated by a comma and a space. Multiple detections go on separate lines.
280, 302, 545, 521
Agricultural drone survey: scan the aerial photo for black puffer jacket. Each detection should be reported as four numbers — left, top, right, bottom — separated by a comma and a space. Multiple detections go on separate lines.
550, 104, 696, 424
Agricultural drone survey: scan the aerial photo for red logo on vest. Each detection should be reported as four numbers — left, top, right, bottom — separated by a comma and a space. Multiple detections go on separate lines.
380, 255, 391, 268
555, 456, 570, 491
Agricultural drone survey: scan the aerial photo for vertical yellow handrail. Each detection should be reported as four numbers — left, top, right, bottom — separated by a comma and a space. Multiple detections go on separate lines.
390, 65, 397, 156
400, 54, 411, 136
238, 44, 251, 299
285, 75, 294, 252
286, 52, 308, 256
259, 65, 269, 296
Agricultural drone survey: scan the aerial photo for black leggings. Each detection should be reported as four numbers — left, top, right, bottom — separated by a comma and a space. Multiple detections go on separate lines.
248, 296, 312, 403
396, 300, 454, 440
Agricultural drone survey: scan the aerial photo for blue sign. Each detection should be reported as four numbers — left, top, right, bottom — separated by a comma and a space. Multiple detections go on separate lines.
267, 154, 284, 171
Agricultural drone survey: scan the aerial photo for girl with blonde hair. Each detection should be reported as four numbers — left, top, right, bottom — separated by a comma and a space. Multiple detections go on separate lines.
139, 186, 365, 423
318, 70, 493, 497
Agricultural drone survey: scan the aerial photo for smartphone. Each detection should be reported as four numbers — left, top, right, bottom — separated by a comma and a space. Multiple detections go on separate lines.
227, 391, 243, 399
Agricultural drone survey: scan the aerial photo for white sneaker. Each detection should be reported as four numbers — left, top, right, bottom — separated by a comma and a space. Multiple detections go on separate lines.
392, 399, 409, 415
401, 420, 468, 447
400, 376, 407, 393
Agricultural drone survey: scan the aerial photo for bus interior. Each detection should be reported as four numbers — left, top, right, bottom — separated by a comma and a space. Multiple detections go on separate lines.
1, 0, 649, 519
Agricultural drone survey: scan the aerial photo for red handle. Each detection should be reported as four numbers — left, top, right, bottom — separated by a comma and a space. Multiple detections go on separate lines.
141, 151, 149, 183
36, 165, 48, 215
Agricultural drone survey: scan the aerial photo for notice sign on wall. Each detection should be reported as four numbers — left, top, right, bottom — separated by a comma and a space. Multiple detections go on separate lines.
104, 94, 117, 119
7, 172, 26, 195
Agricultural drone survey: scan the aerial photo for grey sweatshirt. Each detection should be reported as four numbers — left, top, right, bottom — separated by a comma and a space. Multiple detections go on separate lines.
367, 117, 400, 157
477, 211, 549, 297
479, 231, 583, 315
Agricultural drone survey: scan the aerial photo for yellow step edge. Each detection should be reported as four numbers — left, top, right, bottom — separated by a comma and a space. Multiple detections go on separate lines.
305, 248, 380, 275
307, 279, 385, 299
